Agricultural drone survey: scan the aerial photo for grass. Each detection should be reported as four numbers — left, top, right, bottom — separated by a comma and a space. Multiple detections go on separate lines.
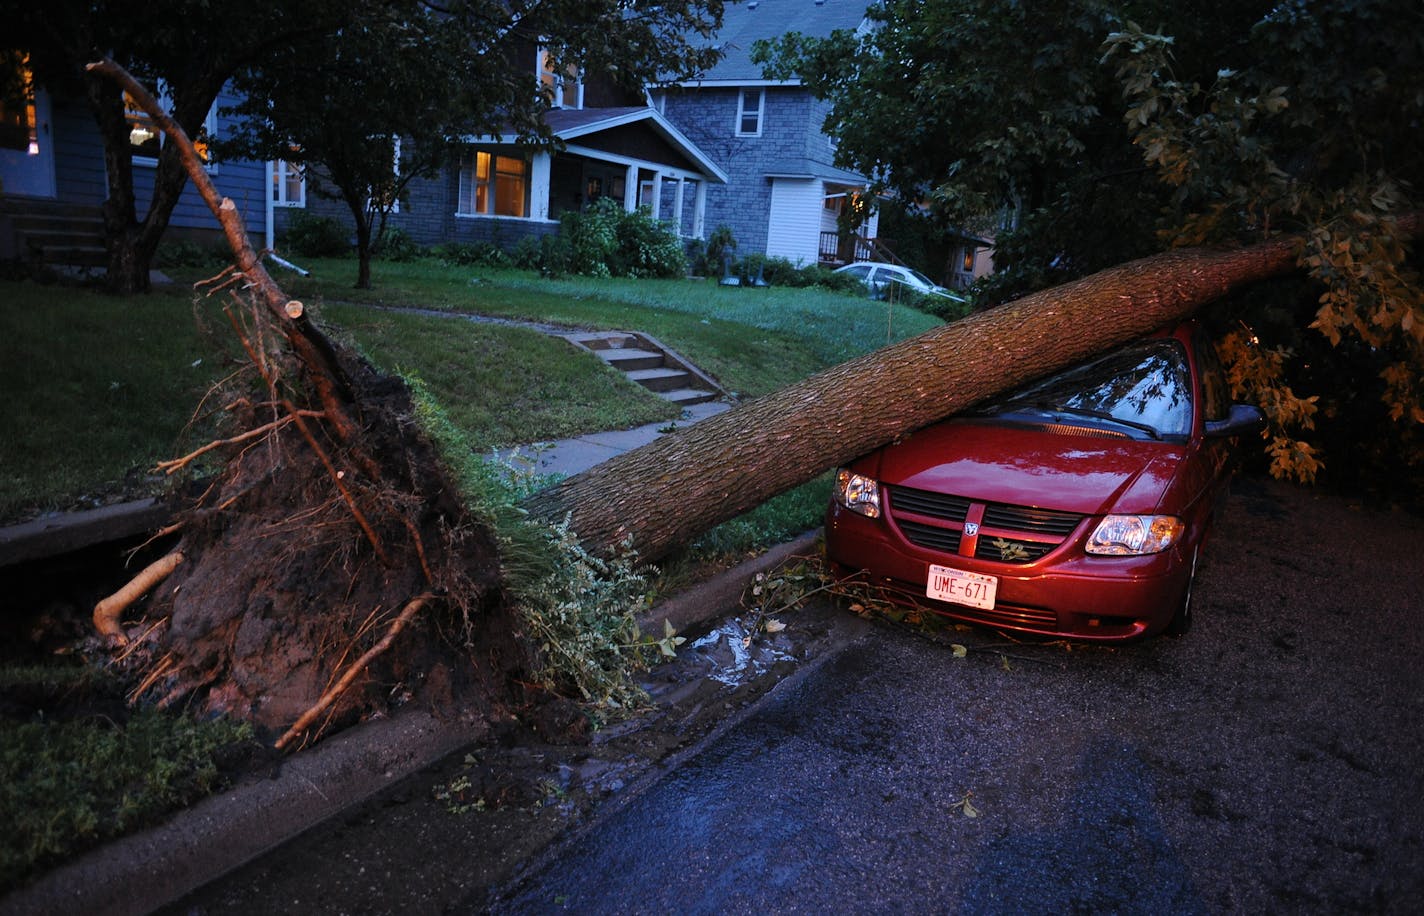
0, 692, 253, 890
2, 263, 938, 519
0, 258, 945, 884
322, 303, 678, 448
268, 258, 941, 399
0, 281, 238, 521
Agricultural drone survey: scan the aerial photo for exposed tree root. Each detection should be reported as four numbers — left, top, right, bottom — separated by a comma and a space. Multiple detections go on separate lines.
153, 410, 323, 475
92, 551, 185, 642
83, 59, 532, 750
275, 594, 435, 750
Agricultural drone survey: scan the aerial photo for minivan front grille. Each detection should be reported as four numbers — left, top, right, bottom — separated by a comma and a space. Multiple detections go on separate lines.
887, 484, 1085, 564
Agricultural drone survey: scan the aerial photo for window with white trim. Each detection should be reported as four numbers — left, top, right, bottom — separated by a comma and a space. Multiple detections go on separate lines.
124, 82, 217, 168
538, 48, 582, 110
457, 150, 529, 218
737, 89, 764, 137
272, 159, 305, 207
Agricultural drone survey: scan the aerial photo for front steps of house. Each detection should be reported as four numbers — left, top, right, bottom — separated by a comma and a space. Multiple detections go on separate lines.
0, 198, 107, 268
564, 330, 730, 407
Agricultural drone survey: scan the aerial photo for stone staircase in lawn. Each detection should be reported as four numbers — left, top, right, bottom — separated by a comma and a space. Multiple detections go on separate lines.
0, 198, 107, 270
564, 330, 731, 408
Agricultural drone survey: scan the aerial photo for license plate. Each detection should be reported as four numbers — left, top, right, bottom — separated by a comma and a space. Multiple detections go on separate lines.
927, 564, 998, 610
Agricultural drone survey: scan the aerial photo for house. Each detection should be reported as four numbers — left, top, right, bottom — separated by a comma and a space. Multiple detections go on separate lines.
1, 50, 725, 270
651, 0, 881, 269
282, 46, 728, 254
0, 65, 267, 269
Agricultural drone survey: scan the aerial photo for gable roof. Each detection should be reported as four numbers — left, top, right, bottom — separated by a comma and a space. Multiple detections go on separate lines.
679, 0, 870, 86
543, 107, 728, 182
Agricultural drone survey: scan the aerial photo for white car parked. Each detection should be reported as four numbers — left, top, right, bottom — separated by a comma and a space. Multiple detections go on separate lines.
833, 262, 966, 302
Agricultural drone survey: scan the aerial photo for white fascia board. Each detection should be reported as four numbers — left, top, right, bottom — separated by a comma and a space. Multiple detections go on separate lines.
462, 110, 728, 184
671, 78, 802, 89
561, 142, 721, 184
559, 110, 728, 184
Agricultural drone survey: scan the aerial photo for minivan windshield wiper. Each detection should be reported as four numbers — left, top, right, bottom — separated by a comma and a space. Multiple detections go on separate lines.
1031, 402, 1162, 440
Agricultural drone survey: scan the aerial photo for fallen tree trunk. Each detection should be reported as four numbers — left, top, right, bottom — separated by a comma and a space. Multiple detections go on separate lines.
524, 216, 1418, 561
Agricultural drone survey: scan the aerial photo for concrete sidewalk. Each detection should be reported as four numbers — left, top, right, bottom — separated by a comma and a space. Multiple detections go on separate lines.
491, 398, 731, 479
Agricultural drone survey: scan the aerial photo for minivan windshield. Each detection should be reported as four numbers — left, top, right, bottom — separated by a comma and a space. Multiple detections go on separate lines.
977, 339, 1194, 439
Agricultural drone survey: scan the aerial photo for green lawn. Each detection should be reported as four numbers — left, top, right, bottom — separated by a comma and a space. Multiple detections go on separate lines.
1, 262, 941, 522
0, 260, 946, 883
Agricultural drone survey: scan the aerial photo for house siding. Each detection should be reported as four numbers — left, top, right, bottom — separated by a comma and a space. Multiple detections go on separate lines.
660, 85, 861, 261
14, 85, 267, 240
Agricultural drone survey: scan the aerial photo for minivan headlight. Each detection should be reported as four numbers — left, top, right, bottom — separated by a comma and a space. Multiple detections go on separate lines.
1086, 515, 1183, 555
833, 469, 881, 518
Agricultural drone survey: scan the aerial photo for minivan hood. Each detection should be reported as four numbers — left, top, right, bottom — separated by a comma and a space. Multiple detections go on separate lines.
869, 419, 1185, 516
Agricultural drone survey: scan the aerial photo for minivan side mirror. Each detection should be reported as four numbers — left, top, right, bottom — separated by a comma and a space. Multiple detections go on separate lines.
1205, 403, 1267, 438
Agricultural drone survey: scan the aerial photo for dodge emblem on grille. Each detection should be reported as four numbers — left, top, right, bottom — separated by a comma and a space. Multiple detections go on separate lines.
964, 522, 980, 537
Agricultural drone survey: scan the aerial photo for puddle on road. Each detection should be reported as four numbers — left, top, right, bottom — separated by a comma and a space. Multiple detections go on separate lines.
687, 616, 797, 687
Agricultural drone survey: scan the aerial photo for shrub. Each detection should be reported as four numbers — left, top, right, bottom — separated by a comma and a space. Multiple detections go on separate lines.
701, 225, 737, 277
510, 236, 542, 270
282, 212, 351, 258
432, 241, 514, 268
805, 265, 866, 295
374, 228, 422, 262
153, 239, 229, 269
555, 199, 685, 279
613, 207, 686, 278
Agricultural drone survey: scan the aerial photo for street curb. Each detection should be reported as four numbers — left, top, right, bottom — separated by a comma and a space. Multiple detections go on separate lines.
0, 530, 824, 916
0, 497, 171, 568
637, 529, 823, 638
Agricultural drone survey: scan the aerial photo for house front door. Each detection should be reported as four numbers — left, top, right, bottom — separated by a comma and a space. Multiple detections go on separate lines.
0, 84, 57, 198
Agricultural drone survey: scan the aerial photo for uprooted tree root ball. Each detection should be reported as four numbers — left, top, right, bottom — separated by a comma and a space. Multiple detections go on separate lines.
104, 291, 530, 747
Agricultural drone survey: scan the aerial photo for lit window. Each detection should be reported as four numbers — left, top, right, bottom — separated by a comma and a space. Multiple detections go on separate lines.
123, 81, 216, 168
0, 53, 38, 154
737, 89, 764, 136
458, 151, 528, 218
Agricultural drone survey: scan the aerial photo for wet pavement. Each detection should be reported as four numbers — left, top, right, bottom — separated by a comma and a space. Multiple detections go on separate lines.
166, 478, 1424, 914
492, 478, 1424, 914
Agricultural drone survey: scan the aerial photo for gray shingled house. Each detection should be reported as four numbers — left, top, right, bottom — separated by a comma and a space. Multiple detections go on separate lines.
652, 0, 881, 268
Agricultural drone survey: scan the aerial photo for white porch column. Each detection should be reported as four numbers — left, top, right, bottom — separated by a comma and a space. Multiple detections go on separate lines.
624, 163, 638, 212
693, 180, 707, 239
650, 172, 664, 220
530, 152, 552, 221
673, 178, 687, 237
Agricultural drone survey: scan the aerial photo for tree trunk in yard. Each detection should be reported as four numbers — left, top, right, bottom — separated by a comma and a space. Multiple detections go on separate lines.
522, 237, 1312, 561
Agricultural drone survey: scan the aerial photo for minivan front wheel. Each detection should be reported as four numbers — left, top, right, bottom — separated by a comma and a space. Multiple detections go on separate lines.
1165, 545, 1200, 637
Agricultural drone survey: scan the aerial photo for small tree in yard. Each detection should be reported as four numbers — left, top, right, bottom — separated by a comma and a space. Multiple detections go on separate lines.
219, 0, 725, 290
5, 0, 372, 294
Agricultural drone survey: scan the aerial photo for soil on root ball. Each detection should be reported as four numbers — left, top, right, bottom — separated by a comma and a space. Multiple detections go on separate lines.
100, 356, 533, 746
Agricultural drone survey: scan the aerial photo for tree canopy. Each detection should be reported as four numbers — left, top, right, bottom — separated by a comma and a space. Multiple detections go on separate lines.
6, 0, 724, 292
756, 0, 1424, 500
218, 0, 726, 289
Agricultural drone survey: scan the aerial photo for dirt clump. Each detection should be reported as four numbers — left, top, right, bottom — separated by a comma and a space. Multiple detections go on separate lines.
103, 340, 529, 746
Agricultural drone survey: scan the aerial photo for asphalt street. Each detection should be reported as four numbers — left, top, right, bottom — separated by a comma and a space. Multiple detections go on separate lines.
490, 478, 1424, 914
155, 477, 1424, 915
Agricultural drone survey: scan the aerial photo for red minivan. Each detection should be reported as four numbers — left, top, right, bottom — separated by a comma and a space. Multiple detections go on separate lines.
825, 322, 1264, 641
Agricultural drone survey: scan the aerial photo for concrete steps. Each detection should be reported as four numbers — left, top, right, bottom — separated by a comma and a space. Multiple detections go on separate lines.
0, 198, 107, 268
565, 330, 730, 407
